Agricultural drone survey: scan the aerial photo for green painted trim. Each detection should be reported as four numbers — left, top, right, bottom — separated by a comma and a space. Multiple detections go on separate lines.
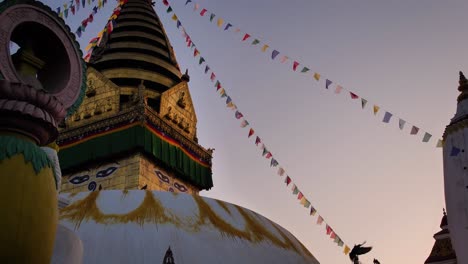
0, 136, 58, 188
59, 126, 214, 190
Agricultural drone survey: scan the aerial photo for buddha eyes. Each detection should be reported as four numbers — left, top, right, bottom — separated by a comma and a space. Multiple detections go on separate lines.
155, 170, 170, 183
96, 166, 118, 178
174, 182, 187, 192
69, 175, 90, 184
69, 166, 118, 185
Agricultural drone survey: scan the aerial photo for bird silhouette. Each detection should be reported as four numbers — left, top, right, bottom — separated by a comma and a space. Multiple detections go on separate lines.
373, 259, 381, 264
349, 242, 372, 263
141, 184, 148, 190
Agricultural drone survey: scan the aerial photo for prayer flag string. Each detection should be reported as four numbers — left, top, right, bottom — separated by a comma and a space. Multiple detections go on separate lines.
162, 0, 351, 256
181, 1, 444, 149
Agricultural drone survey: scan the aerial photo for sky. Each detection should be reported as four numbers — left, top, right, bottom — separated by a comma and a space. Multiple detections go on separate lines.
36, 0, 468, 263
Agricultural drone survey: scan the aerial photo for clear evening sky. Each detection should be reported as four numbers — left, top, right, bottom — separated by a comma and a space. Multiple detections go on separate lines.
36, 0, 468, 263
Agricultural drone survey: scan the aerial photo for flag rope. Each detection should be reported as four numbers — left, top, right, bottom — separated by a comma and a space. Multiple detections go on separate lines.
180, 1, 444, 149
161, 0, 353, 257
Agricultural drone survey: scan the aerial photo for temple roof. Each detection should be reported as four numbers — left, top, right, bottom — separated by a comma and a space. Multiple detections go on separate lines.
424, 211, 457, 264
89, 0, 182, 93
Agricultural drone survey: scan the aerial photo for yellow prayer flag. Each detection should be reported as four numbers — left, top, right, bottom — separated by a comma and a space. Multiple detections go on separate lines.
436, 139, 444, 148
261, 44, 269, 52
373, 105, 380, 115
59, 11, 64, 18
219, 88, 226, 95
300, 197, 306, 205
172, 14, 178, 21
227, 102, 234, 108
217, 18, 224, 27
110, 14, 118, 20
85, 43, 95, 51
98, 0, 102, 8
313, 73, 321, 81
97, 30, 104, 38
344, 245, 351, 255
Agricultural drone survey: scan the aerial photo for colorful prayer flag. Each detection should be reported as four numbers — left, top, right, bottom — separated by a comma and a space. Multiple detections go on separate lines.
255, 136, 261, 146
235, 111, 243, 119
261, 45, 269, 52
436, 139, 444, 148
240, 119, 249, 128
277, 167, 285, 176
383, 112, 393, 123
285, 176, 292, 185
350, 92, 359, 99
262, 147, 269, 156
177, 20, 181, 28
252, 39, 260, 45
199, 57, 205, 65
171, 14, 178, 21
210, 13, 215, 21
205, 65, 210, 74
423, 132, 432, 142
224, 23, 232, 31
330, 232, 336, 239
162, 0, 169, 6
185, 0, 192, 5
310, 206, 317, 216
234, 28, 241, 33
217, 18, 224, 27
317, 216, 324, 225
450, 146, 461, 156
344, 246, 351, 255
265, 152, 272, 159
314, 73, 321, 81
200, 8, 207, 16
248, 128, 255, 138
242, 34, 251, 41
326, 224, 332, 235
272, 50, 280, 60
226, 96, 232, 104
210, 72, 216, 81
399, 119, 406, 130
270, 158, 279, 167
326, 79, 332, 89
166, 6, 172, 13
280, 56, 289, 63
410, 126, 419, 135
194, 3, 199, 11
292, 185, 299, 195
361, 98, 368, 109
338, 240, 344, 247
373, 105, 380, 115
193, 49, 199, 57
297, 192, 303, 200
293, 61, 299, 71
335, 85, 343, 94
301, 67, 310, 73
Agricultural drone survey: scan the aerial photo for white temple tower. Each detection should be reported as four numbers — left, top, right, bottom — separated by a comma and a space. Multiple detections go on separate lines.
443, 71, 468, 264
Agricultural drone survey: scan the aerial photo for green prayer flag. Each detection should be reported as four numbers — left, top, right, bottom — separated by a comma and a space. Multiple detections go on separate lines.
252, 39, 260, 45
210, 13, 215, 21
167, 6, 173, 13
301, 67, 310, 73
199, 57, 205, 65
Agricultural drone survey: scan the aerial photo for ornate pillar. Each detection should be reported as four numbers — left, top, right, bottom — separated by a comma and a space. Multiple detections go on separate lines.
0, 1, 86, 263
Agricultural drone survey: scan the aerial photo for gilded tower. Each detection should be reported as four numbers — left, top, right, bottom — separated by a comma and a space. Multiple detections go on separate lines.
57, 0, 213, 194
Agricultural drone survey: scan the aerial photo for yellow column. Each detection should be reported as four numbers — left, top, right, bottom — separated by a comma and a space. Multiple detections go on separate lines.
0, 135, 57, 264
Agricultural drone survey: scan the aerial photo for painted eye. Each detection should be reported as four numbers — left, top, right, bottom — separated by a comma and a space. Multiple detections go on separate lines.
173, 182, 187, 192
155, 170, 170, 183
96, 166, 118, 178
69, 175, 90, 185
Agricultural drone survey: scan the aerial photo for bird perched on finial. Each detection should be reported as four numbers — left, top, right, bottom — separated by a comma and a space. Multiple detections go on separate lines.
373, 258, 381, 264
349, 242, 372, 263
141, 184, 148, 190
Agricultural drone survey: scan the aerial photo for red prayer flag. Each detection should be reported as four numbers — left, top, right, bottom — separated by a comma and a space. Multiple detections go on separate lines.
265, 152, 272, 159
248, 128, 255, 138
285, 176, 292, 186
162, 0, 169, 6
350, 92, 359, 99
210, 73, 216, 81
297, 192, 303, 200
293, 61, 299, 71
200, 8, 207, 16
330, 232, 336, 239
242, 34, 251, 41
193, 49, 199, 57
326, 224, 332, 235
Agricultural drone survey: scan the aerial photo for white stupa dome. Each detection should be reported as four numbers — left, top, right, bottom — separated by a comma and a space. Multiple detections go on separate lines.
56, 190, 319, 264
